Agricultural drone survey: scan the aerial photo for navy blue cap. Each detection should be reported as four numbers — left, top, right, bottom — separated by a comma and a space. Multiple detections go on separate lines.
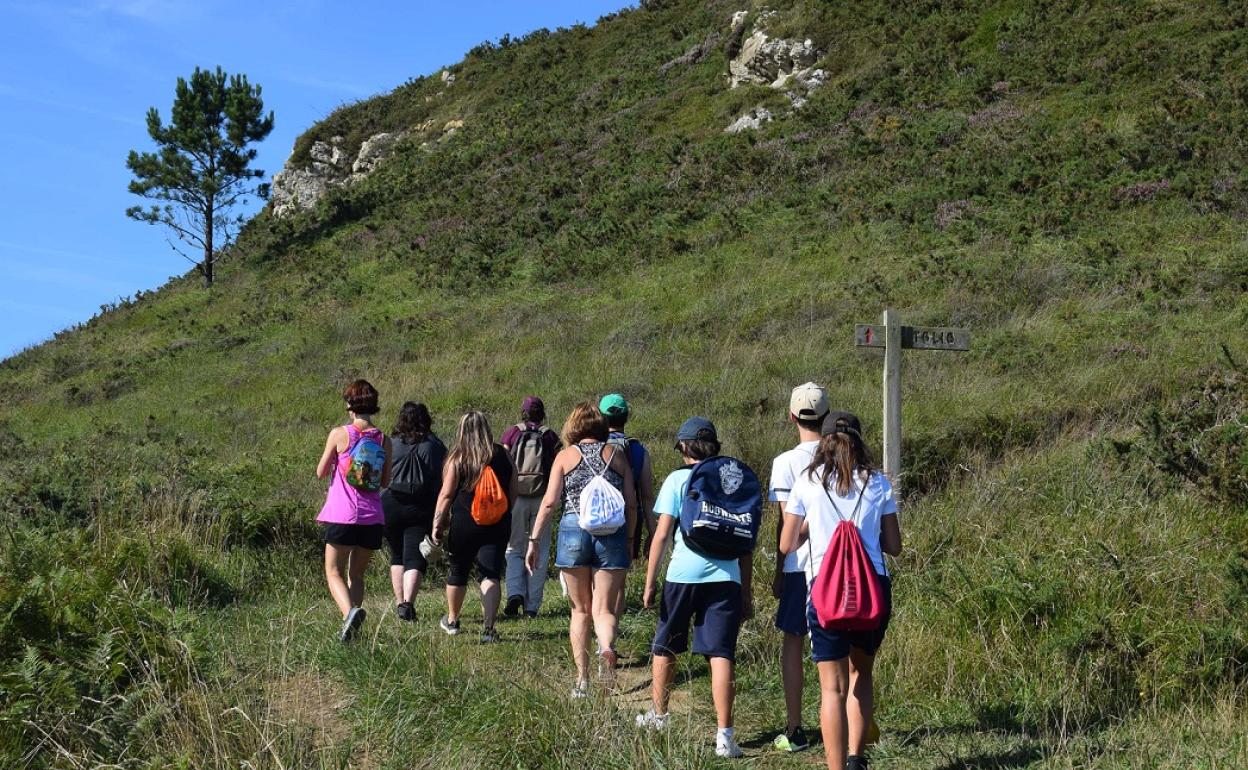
675, 416, 718, 442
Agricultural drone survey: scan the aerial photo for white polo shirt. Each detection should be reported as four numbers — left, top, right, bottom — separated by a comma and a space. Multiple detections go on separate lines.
767, 441, 819, 573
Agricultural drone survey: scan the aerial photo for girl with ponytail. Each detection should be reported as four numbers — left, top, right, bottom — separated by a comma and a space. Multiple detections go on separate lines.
779, 412, 902, 770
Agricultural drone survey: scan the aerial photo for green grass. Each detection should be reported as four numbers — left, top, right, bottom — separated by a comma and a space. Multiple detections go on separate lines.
2, 0, 1247, 766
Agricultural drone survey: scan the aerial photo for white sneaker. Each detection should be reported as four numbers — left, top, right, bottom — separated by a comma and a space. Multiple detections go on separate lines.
570, 679, 590, 699
715, 733, 744, 758
635, 708, 669, 730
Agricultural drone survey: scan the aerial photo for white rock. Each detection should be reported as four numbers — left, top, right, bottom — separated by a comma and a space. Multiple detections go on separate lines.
353, 131, 407, 174
725, 106, 774, 133
440, 69, 456, 84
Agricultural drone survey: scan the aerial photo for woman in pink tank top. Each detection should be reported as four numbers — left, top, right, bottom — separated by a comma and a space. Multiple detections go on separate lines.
315, 379, 392, 643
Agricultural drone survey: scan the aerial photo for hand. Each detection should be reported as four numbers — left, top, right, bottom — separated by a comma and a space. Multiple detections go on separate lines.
430, 517, 445, 546
643, 583, 656, 610
741, 595, 755, 622
525, 541, 538, 575
771, 572, 785, 600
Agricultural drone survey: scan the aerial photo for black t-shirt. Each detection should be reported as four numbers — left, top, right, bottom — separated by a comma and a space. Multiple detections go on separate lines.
449, 444, 514, 539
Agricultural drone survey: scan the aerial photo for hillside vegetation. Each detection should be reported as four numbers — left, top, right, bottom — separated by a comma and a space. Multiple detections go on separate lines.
2, 0, 1246, 767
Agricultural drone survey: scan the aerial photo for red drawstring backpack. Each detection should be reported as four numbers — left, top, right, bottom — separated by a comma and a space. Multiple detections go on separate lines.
810, 471, 885, 631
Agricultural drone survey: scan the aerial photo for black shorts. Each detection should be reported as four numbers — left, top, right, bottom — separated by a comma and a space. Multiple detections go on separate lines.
382, 492, 433, 572
323, 523, 383, 550
651, 581, 743, 661
445, 526, 506, 587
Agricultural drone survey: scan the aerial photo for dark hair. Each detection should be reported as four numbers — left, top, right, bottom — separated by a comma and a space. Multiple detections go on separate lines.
343, 379, 379, 416
561, 401, 609, 446
522, 405, 545, 423
806, 428, 874, 495
605, 412, 629, 430
676, 438, 720, 461
794, 415, 822, 432
394, 401, 432, 442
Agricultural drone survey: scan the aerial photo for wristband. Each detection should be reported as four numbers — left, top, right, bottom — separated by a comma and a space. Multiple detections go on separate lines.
528, 537, 540, 543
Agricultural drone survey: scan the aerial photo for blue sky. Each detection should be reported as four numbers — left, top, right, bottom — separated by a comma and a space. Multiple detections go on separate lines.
0, 0, 630, 358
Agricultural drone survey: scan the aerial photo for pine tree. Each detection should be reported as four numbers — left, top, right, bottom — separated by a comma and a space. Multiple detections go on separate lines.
126, 66, 274, 288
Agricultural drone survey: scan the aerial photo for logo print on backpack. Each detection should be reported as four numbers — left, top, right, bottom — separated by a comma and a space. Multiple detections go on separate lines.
719, 461, 744, 495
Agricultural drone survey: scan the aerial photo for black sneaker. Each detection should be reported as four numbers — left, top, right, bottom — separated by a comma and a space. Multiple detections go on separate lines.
524, 610, 538, 619
503, 594, 524, 617
846, 754, 869, 770
340, 607, 366, 643
481, 626, 501, 643
395, 601, 414, 622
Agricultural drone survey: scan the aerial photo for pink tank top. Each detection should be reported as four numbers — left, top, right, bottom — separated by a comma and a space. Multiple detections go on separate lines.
317, 424, 385, 525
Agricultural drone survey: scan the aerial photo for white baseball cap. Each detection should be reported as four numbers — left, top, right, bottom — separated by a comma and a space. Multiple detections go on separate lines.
789, 382, 829, 421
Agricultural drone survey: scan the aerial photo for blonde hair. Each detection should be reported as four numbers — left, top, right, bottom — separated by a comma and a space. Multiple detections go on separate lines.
448, 410, 495, 490
561, 401, 608, 447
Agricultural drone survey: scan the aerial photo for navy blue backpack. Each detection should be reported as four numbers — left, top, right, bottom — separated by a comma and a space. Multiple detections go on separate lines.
678, 456, 763, 559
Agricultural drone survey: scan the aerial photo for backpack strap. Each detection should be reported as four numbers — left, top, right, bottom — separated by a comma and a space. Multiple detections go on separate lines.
822, 469, 869, 524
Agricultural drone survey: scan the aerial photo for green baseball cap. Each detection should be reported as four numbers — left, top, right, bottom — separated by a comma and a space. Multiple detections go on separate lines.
599, 393, 629, 417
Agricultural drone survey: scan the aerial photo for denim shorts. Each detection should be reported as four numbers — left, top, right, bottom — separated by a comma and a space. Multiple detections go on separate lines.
774, 571, 810, 636
554, 514, 630, 570
808, 574, 892, 662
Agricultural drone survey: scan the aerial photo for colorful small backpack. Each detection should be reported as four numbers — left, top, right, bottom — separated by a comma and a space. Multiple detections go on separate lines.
342, 425, 386, 493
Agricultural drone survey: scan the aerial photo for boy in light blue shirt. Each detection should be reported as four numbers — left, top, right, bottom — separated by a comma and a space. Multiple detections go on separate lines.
637, 417, 754, 760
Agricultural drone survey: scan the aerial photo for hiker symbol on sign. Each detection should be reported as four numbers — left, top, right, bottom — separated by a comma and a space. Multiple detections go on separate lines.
719, 461, 743, 495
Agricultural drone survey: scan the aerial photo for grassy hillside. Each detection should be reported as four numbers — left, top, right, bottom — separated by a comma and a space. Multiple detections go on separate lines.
2, 0, 1246, 767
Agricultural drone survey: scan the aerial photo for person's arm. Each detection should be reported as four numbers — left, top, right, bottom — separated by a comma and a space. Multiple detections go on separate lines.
643, 514, 675, 609
779, 511, 810, 555
315, 427, 344, 479
880, 513, 901, 557
639, 452, 657, 551
380, 436, 393, 489
610, 445, 639, 545
431, 462, 459, 545
527, 450, 569, 573
772, 501, 789, 598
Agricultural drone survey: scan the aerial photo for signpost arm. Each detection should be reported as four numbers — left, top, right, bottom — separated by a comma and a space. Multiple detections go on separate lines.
882, 309, 902, 490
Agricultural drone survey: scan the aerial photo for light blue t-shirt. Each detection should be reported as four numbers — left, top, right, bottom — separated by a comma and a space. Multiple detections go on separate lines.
654, 467, 741, 584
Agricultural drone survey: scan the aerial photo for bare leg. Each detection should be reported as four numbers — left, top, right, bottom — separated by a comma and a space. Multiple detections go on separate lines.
324, 544, 353, 618
389, 565, 404, 604
847, 647, 876, 756
445, 584, 468, 623
592, 569, 627, 653
402, 568, 423, 603
614, 578, 628, 617
651, 653, 675, 714
345, 547, 372, 608
817, 658, 850, 770
709, 656, 736, 729
563, 567, 594, 682
782, 632, 805, 731
480, 578, 501, 628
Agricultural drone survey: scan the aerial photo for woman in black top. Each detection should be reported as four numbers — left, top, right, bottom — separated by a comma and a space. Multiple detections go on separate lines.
432, 410, 516, 642
382, 402, 446, 622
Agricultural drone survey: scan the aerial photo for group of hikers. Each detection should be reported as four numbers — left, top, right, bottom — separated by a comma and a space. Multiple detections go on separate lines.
315, 380, 901, 769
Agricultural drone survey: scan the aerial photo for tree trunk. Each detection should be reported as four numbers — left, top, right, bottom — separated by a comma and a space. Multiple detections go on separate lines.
203, 202, 214, 288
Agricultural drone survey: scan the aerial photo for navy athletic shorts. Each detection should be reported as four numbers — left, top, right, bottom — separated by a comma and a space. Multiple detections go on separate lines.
774, 571, 810, 636
807, 574, 892, 662
651, 581, 742, 661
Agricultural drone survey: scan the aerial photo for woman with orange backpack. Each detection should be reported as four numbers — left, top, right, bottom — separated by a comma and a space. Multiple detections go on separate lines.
779, 412, 902, 770
432, 411, 516, 643
315, 380, 393, 643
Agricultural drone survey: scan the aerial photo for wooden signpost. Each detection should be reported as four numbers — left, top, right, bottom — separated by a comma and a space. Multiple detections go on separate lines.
855, 309, 970, 491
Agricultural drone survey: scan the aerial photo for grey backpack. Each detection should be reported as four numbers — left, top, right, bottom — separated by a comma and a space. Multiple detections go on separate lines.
511, 424, 552, 496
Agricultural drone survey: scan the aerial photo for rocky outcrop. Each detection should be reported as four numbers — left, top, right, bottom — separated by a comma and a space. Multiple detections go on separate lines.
722, 9, 827, 132
271, 120, 460, 218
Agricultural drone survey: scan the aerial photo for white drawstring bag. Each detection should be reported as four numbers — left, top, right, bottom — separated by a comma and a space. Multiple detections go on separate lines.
577, 447, 626, 535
